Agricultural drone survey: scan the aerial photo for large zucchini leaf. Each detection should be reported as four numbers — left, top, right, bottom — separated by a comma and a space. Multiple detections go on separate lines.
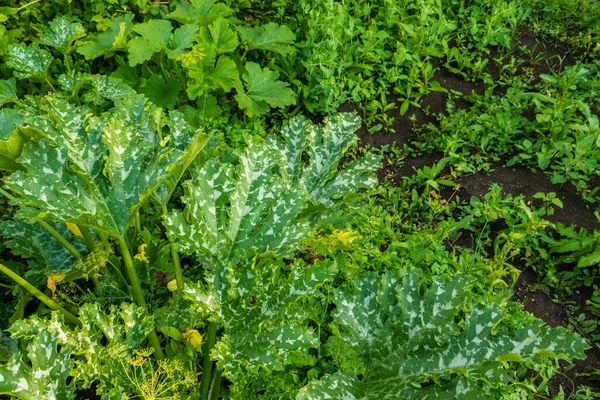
164, 113, 381, 267
267, 113, 381, 208
297, 270, 588, 399
0, 303, 155, 400
0, 329, 74, 400
185, 259, 337, 378
5, 94, 204, 237
71, 303, 156, 398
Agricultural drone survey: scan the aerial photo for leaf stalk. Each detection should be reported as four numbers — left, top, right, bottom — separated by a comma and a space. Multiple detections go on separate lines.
117, 236, 165, 360
0, 262, 81, 327
200, 322, 218, 399
38, 220, 84, 260
162, 203, 184, 295
78, 224, 96, 252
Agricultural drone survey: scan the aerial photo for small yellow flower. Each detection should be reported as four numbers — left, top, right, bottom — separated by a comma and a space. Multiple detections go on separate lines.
65, 222, 82, 237
128, 355, 147, 367
47, 273, 65, 294
183, 330, 203, 348
134, 347, 155, 357
134, 244, 150, 264
178, 45, 207, 69
167, 279, 178, 292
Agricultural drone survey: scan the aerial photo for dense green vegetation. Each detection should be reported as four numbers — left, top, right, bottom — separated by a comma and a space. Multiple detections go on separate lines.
0, 0, 599, 398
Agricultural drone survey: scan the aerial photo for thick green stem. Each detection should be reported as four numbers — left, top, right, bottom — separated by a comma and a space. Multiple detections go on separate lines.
38, 220, 84, 260
64, 54, 72, 74
45, 78, 57, 93
0, 262, 81, 327
99, 232, 110, 247
0, 188, 86, 264
135, 210, 142, 232
200, 322, 218, 399
78, 225, 96, 252
208, 368, 223, 400
16, 0, 42, 11
0, 187, 15, 201
117, 236, 165, 360
162, 204, 184, 295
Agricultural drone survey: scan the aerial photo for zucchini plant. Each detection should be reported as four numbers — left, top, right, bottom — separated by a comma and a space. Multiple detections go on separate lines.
0, 1, 593, 399
0, 91, 589, 398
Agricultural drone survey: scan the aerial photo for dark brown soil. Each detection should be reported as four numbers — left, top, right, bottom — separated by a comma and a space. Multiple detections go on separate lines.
513, 268, 600, 396
458, 164, 600, 232
347, 27, 600, 397
515, 29, 577, 81
343, 57, 487, 151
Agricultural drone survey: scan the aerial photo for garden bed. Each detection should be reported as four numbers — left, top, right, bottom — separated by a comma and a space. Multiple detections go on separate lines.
0, 1, 599, 399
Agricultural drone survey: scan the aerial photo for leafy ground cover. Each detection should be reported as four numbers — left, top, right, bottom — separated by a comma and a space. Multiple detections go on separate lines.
0, 0, 600, 399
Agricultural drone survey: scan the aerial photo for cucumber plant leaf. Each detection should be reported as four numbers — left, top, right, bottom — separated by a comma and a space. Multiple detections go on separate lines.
298, 270, 589, 399
182, 43, 239, 100
7, 43, 53, 80
234, 62, 295, 116
141, 75, 182, 109
166, 24, 199, 59
166, 0, 232, 26
199, 17, 238, 54
237, 22, 296, 55
185, 259, 337, 377
127, 19, 172, 66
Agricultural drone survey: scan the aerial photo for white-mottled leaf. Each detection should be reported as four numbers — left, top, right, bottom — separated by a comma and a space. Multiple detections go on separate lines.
165, 114, 380, 266
153, 111, 209, 205
164, 140, 308, 267
7, 303, 155, 398
298, 270, 589, 399
185, 260, 337, 377
58, 73, 136, 105
268, 113, 382, 207
5, 94, 193, 236
0, 220, 86, 278
40, 16, 86, 54
7, 43, 53, 79
0, 329, 75, 400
